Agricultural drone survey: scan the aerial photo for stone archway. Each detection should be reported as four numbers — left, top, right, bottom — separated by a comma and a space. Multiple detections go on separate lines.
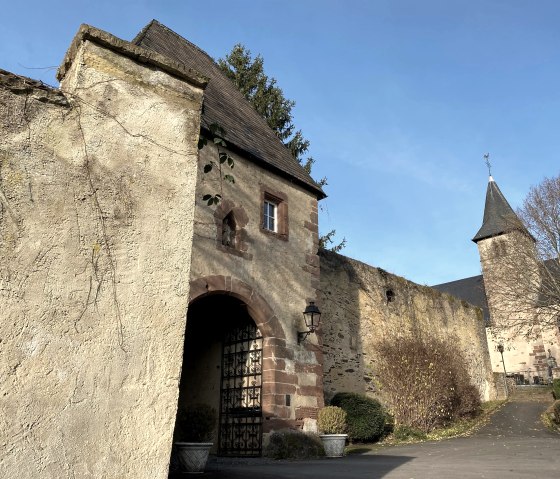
189, 276, 298, 433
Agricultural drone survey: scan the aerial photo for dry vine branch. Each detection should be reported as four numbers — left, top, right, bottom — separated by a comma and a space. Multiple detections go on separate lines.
75, 102, 125, 350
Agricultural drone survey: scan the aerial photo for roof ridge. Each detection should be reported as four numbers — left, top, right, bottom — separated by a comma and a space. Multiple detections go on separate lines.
431, 274, 483, 288
131, 19, 156, 45
135, 20, 223, 72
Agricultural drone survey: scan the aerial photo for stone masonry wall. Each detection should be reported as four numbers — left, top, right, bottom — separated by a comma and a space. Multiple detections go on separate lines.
0, 26, 205, 479
320, 250, 496, 403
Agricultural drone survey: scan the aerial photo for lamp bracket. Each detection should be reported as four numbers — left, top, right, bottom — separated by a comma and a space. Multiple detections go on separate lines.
297, 330, 312, 344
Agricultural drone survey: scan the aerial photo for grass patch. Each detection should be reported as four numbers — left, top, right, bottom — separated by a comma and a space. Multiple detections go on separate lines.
541, 399, 560, 433
346, 399, 506, 454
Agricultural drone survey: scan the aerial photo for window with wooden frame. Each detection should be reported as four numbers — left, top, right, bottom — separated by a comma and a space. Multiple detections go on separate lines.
260, 188, 288, 240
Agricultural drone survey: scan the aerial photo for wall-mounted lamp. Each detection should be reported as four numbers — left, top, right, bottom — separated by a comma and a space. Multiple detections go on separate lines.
298, 301, 322, 344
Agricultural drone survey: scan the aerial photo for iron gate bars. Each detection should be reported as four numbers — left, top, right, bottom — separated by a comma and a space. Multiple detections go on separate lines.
218, 322, 263, 457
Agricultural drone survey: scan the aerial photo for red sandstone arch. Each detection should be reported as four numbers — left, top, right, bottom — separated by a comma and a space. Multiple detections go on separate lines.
189, 276, 296, 430
189, 275, 285, 339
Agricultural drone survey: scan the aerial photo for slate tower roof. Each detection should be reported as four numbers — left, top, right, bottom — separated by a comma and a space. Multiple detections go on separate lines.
472, 176, 528, 243
133, 20, 325, 199
432, 275, 490, 324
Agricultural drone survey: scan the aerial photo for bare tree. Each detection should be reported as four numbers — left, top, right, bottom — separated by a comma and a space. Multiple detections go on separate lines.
485, 175, 560, 338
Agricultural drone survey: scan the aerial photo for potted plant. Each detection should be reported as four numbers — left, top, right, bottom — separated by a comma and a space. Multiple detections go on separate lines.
173, 403, 217, 473
317, 405, 348, 457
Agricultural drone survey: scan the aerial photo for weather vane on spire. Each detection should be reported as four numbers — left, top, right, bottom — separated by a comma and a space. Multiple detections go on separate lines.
484, 153, 492, 176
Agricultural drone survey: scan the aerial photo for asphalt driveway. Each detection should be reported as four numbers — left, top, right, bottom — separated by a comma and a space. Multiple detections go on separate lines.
199, 389, 560, 478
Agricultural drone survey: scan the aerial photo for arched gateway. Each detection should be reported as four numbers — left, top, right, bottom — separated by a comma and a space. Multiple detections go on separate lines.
175, 276, 292, 457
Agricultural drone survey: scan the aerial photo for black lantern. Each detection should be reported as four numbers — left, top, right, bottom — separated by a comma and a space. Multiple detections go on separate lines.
298, 301, 322, 344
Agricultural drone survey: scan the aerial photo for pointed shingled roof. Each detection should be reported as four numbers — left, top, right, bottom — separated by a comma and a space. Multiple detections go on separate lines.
133, 20, 325, 199
472, 176, 528, 243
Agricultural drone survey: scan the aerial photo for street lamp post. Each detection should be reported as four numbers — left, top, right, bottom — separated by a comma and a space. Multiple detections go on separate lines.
497, 344, 508, 398
547, 349, 557, 384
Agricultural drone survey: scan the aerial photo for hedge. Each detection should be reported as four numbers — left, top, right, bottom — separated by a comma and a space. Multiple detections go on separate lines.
330, 392, 386, 442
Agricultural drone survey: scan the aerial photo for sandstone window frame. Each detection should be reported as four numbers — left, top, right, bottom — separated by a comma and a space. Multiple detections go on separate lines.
214, 200, 252, 259
260, 187, 288, 241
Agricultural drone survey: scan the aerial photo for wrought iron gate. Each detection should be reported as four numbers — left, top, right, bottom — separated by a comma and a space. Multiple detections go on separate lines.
218, 321, 263, 456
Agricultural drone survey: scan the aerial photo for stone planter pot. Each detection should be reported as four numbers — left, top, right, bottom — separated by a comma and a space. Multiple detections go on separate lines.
175, 442, 213, 473
320, 434, 348, 457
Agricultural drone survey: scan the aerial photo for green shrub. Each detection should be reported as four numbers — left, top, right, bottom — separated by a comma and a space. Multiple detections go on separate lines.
264, 430, 325, 459
174, 403, 217, 442
393, 425, 427, 441
330, 392, 386, 442
317, 406, 347, 434
553, 400, 560, 424
553, 379, 560, 400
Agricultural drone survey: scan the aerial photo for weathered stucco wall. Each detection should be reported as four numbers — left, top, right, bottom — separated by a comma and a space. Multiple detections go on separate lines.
186, 141, 323, 432
0, 26, 205, 478
320, 250, 496, 403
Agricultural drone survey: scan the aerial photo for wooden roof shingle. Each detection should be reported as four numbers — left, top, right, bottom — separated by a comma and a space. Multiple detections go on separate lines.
133, 20, 325, 199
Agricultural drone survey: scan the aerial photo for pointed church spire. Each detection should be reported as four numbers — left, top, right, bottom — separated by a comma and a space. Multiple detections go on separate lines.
472, 176, 529, 243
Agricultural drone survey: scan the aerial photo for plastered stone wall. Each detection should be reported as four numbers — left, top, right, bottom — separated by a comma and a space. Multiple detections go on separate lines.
320, 250, 496, 403
186, 141, 323, 433
0, 26, 205, 478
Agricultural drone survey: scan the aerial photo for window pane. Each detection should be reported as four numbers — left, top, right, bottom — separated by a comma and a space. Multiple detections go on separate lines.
263, 200, 277, 232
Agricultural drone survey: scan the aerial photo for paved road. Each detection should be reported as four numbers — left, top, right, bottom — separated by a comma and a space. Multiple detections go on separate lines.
201, 391, 559, 478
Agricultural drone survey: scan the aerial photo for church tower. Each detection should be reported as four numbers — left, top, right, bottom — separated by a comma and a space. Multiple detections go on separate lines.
472, 175, 533, 290
472, 176, 548, 380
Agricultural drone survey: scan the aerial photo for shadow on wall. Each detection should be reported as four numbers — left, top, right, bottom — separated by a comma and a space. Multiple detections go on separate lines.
319, 250, 369, 403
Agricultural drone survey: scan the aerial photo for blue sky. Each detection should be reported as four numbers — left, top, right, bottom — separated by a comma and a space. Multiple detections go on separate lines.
2, 1, 559, 285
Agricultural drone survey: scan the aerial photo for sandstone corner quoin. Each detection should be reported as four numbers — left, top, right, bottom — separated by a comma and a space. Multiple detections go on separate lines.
3, 19, 552, 479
